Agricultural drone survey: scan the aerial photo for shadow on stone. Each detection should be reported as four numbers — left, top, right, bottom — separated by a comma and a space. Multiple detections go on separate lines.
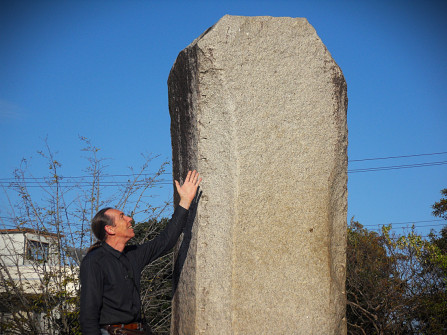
172, 188, 202, 296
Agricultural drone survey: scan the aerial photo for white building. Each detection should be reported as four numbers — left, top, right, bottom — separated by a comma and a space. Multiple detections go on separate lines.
0, 228, 78, 334
0, 228, 59, 265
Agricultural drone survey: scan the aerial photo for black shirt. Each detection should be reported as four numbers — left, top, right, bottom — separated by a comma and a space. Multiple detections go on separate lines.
80, 206, 188, 335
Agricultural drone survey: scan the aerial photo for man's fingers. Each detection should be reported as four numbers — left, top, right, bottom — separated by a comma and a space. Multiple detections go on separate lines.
191, 170, 198, 183
185, 170, 192, 183
191, 171, 201, 186
196, 177, 202, 186
180, 170, 200, 187
187, 170, 198, 183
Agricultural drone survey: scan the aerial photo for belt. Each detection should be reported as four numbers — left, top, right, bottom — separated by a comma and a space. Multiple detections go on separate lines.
104, 322, 143, 330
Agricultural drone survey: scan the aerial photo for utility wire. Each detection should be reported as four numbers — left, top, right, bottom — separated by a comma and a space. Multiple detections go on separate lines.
348, 151, 447, 162
0, 183, 174, 189
1, 159, 446, 183
348, 160, 447, 173
369, 224, 443, 230
0, 172, 172, 181
2, 216, 443, 229
0, 151, 446, 183
4, 157, 446, 183
362, 219, 445, 227
1, 158, 446, 186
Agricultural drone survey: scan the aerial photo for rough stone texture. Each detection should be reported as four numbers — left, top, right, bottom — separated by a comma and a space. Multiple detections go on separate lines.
168, 15, 348, 335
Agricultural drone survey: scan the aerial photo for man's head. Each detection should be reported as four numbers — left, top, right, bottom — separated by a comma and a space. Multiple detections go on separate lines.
102, 209, 135, 242
91, 208, 135, 243
91, 207, 113, 242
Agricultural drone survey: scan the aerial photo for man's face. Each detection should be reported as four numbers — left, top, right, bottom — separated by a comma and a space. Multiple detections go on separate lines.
105, 209, 135, 241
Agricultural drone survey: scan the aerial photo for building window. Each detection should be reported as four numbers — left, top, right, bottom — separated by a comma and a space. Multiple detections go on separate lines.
26, 239, 49, 262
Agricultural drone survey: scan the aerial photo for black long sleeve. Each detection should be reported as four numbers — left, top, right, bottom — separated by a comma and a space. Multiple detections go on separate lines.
80, 206, 188, 334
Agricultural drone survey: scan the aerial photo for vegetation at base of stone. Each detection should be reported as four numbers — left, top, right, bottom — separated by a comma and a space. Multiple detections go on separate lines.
347, 188, 447, 334
0, 138, 169, 334
130, 218, 173, 335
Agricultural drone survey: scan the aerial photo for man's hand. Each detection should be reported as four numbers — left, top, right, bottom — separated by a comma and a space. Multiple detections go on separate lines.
175, 170, 202, 210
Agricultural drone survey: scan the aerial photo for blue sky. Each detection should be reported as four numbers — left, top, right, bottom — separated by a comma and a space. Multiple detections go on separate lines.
1, 0, 446, 236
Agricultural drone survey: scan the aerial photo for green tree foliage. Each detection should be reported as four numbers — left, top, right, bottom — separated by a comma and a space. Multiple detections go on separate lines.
407, 188, 447, 334
432, 188, 447, 220
413, 227, 447, 333
130, 218, 173, 334
346, 220, 409, 334
347, 188, 447, 335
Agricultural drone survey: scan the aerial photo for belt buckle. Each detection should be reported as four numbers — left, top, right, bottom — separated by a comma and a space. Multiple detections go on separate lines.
124, 322, 141, 330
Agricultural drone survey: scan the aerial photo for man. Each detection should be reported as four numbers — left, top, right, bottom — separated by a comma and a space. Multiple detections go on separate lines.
80, 170, 201, 334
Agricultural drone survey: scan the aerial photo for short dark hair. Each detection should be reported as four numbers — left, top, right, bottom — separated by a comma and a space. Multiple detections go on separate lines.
91, 207, 114, 241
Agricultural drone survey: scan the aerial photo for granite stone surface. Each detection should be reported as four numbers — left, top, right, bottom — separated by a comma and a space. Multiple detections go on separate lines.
169, 15, 348, 335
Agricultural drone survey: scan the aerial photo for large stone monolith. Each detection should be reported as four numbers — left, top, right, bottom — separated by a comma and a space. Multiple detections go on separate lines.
168, 15, 348, 335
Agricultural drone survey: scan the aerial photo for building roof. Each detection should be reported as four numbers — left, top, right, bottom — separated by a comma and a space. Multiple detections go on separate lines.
0, 228, 60, 238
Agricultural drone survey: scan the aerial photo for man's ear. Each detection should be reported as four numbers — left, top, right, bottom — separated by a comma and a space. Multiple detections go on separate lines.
104, 225, 115, 236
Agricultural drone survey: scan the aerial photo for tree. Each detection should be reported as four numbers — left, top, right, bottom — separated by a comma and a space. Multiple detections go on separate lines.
432, 188, 447, 220
410, 188, 447, 334
346, 220, 411, 334
131, 218, 173, 334
347, 188, 447, 334
0, 138, 169, 334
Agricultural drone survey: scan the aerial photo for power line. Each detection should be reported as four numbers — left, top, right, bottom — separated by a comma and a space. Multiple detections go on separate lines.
0, 182, 174, 189
361, 220, 446, 233
382, 236, 432, 239
363, 219, 445, 227
0, 172, 172, 182
0, 180, 171, 185
369, 224, 443, 230
348, 160, 447, 173
348, 151, 447, 162
1, 151, 446, 181
2, 215, 443, 229
1, 157, 445, 183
